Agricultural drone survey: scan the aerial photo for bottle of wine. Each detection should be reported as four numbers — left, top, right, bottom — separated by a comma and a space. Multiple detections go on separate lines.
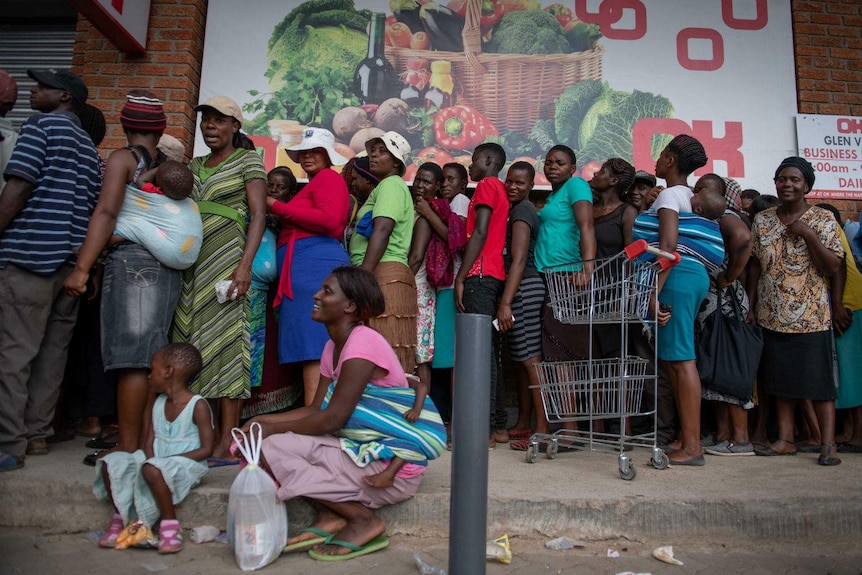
353, 12, 397, 105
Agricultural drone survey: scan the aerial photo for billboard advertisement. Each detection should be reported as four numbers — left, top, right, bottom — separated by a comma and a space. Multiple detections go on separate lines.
797, 114, 862, 200
197, 0, 797, 193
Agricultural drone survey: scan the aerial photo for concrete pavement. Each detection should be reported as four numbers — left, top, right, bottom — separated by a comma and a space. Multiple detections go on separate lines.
2, 437, 862, 540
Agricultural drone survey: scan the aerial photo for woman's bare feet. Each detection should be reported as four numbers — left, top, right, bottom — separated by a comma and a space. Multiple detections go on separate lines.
311, 509, 385, 557
286, 508, 347, 546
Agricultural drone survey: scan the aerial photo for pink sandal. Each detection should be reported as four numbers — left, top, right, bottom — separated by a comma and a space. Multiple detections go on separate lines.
99, 513, 124, 548
158, 519, 183, 554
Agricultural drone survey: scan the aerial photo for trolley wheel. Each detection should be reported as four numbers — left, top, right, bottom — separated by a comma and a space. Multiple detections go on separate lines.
546, 440, 559, 460
526, 442, 539, 464
651, 451, 669, 470
619, 464, 637, 481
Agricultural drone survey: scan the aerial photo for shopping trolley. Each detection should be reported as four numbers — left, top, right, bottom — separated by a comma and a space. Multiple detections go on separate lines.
526, 239, 679, 480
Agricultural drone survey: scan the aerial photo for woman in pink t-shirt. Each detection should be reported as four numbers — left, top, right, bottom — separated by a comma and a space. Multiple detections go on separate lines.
241, 266, 444, 561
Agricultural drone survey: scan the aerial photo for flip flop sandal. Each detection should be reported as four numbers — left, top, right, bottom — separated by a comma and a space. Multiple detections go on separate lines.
283, 527, 333, 554
307, 534, 389, 562
668, 454, 706, 466
507, 429, 533, 440
838, 443, 862, 454
795, 442, 821, 453
83, 450, 104, 467
754, 444, 797, 456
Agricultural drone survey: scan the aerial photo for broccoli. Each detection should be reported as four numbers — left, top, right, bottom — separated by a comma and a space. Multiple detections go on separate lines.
484, 9, 570, 54
554, 79, 606, 150
566, 22, 601, 52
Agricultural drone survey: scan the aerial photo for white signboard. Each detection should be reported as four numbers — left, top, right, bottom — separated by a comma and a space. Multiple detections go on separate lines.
72, 0, 151, 53
797, 114, 862, 200
197, 0, 797, 193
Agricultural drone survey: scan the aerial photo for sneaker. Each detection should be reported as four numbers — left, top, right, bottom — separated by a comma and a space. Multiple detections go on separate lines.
99, 514, 125, 548
700, 434, 718, 448
26, 438, 48, 456
0, 452, 24, 472
158, 520, 183, 554
704, 440, 754, 456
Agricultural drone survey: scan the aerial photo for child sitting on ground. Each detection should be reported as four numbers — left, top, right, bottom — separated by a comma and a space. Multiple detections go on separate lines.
94, 343, 215, 554
361, 373, 430, 488
113, 159, 203, 270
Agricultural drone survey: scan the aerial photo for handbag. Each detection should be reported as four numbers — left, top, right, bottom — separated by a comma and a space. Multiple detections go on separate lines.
696, 286, 763, 401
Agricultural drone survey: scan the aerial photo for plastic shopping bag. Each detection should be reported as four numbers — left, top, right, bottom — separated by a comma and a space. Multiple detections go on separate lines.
227, 423, 288, 572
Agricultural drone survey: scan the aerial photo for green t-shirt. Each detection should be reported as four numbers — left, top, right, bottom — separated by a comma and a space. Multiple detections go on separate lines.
534, 176, 593, 272
349, 175, 415, 266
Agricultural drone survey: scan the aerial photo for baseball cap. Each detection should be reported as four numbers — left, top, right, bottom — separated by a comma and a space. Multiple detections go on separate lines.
633, 170, 657, 187
27, 68, 88, 104
286, 127, 348, 166
194, 95, 244, 126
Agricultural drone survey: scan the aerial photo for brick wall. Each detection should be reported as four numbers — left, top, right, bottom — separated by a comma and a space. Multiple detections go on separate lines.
71, 0, 207, 162
793, 0, 861, 220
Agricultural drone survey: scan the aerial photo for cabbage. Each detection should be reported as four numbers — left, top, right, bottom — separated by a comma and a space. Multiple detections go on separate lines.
578, 90, 674, 164
578, 90, 627, 149
553, 79, 606, 151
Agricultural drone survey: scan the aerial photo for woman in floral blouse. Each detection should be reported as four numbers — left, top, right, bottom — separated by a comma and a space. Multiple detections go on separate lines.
747, 157, 844, 465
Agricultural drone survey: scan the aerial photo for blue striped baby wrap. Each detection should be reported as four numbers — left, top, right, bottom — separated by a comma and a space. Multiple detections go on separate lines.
322, 382, 446, 467
633, 211, 725, 273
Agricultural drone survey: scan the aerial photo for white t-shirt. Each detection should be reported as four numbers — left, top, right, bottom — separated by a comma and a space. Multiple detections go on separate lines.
651, 184, 692, 213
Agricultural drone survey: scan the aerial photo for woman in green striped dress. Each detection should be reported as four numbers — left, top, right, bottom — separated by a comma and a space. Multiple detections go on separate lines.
171, 96, 267, 463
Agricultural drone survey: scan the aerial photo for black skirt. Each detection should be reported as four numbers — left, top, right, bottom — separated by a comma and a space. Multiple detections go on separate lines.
759, 328, 836, 401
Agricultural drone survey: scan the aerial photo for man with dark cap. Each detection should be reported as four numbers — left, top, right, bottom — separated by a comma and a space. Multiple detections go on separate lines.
0, 69, 18, 182
626, 169, 657, 213
0, 69, 101, 471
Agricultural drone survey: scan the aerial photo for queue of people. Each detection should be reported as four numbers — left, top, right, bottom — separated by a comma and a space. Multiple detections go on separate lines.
1, 71, 861, 561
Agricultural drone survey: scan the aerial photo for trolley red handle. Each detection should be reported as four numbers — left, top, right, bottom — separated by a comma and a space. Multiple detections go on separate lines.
624, 239, 681, 271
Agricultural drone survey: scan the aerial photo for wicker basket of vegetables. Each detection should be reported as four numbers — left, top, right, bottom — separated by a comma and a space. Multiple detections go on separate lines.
384, 0, 603, 134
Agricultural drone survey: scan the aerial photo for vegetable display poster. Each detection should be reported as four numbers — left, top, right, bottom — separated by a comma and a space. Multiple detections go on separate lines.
197, 0, 796, 194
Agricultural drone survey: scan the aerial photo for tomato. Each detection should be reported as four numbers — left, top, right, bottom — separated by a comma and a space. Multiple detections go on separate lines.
500, 0, 539, 15
544, 3, 576, 32
403, 164, 419, 183
580, 161, 602, 181
415, 146, 455, 167
534, 171, 551, 187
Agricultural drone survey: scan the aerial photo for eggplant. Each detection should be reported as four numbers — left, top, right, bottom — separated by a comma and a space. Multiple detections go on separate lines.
419, 2, 464, 52
391, 0, 424, 34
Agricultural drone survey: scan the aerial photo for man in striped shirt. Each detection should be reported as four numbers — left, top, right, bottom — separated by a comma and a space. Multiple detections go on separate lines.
0, 69, 101, 472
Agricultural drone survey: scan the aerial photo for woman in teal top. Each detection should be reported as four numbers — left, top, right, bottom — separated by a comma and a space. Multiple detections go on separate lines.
535, 145, 595, 277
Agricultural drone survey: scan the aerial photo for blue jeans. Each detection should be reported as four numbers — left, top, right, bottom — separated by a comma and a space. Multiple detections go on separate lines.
101, 243, 181, 370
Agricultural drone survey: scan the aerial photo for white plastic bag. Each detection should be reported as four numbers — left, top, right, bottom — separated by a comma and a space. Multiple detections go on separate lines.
227, 423, 287, 572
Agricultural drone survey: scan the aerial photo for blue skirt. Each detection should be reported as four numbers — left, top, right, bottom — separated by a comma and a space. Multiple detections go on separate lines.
657, 258, 709, 361
432, 288, 456, 368
277, 236, 350, 363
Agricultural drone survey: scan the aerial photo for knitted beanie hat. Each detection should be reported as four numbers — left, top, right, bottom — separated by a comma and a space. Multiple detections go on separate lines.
120, 91, 166, 132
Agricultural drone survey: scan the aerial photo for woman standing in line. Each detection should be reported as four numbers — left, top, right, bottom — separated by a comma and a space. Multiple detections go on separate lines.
171, 96, 267, 464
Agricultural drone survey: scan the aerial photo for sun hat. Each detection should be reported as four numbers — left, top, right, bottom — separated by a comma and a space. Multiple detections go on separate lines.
285, 127, 348, 166
26, 68, 88, 104
157, 133, 186, 163
194, 95, 244, 126
365, 131, 411, 165
633, 170, 657, 188
120, 92, 166, 133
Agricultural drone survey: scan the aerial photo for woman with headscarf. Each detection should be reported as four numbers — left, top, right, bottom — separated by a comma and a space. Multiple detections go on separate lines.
748, 157, 843, 465
171, 96, 267, 464
349, 131, 418, 374
268, 128, 351, 405
64, 91, 173, 455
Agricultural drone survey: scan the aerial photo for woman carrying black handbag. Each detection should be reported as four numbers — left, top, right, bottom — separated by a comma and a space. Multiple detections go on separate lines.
692, 175, 758, 457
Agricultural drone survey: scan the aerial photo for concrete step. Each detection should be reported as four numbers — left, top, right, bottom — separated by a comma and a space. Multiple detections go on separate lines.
3, 438, 862, 539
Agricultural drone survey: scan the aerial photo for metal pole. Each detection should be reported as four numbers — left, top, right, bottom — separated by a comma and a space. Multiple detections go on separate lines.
449, 313, 491, 575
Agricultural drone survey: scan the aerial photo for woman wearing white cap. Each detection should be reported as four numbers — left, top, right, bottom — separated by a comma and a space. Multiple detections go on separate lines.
268, 128, 351, 404
171, 96, 267, 464
348, 132, 418, 374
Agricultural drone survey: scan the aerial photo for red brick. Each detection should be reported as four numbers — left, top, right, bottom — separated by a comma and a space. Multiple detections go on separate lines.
833, 70, 862, 82
796, 78, 817, 90
799, 90, 832, 103
817, 103, 851, 114
163, 101, 188, 113
136, 64, 172, 76
815, 80, 847, 91
830, 47, 862, 58
827, 3, 857, 15
85, 75, 119, 87
795, 22, 828, 34
810, 35, 844, 47
156, 52, 196, 65
160, 5, 196, 17
811, 13, 842, 24
828, 25, 860, 37
117, 75, 154, 89
153, 76, 194, 89
149, 16, 177, 29
845, 38, 862, 49
834, 92, 862, 104
146, 40, 175, 52
794, 1, 827, 11
93, 87, 129, 101
845, 16, 862, 26
158, 29, 195, 41
796, 44, 829, 56
798, 67, 831, 80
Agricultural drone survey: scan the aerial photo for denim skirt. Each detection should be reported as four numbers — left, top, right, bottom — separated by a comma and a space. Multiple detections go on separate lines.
101, 243, 182, 370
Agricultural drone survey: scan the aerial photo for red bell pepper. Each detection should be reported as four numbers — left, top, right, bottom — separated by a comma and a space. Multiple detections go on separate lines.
480, 0, 505, 29
434, 105, 486, 150
544, 3, 577, 32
